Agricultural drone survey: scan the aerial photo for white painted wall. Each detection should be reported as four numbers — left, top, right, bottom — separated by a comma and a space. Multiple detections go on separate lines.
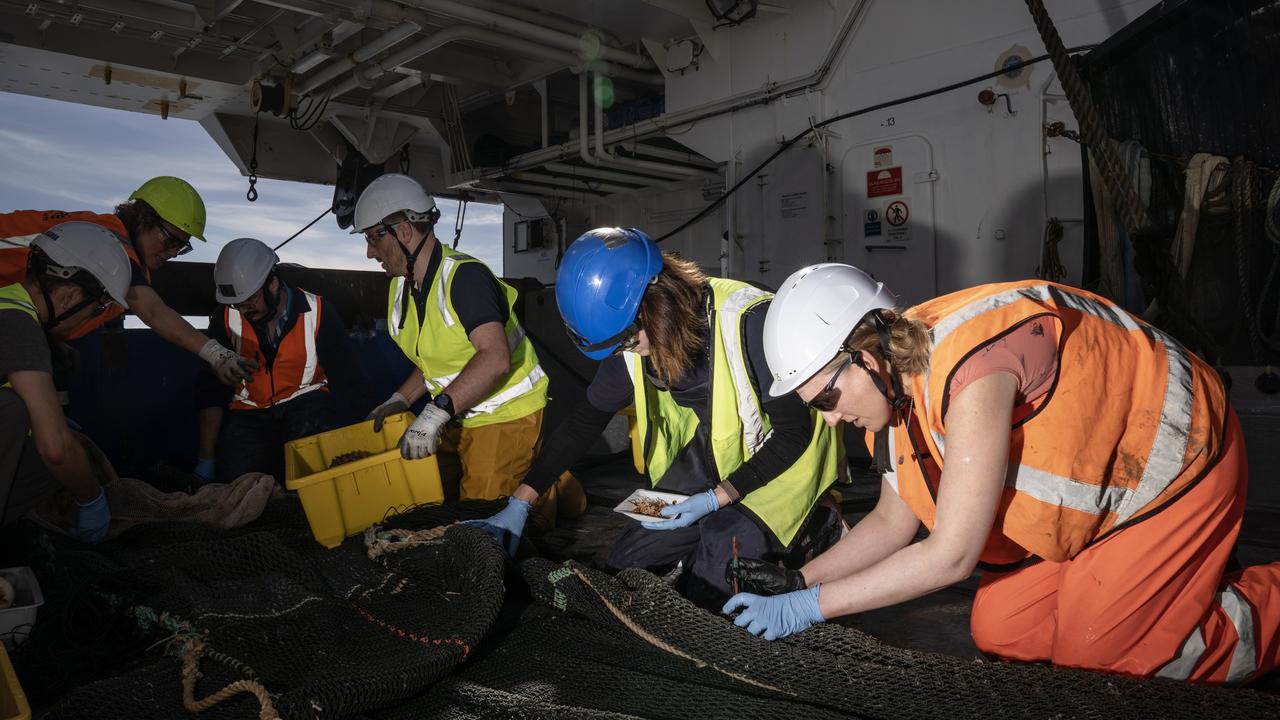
504, 0, 1156, 296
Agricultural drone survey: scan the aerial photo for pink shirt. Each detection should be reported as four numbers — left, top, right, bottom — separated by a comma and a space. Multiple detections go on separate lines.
948, 318, 1058, 423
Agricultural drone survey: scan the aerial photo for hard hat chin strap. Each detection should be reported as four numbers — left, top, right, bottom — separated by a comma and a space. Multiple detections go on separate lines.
856, 310, 910, 413
393, 220, 435, 331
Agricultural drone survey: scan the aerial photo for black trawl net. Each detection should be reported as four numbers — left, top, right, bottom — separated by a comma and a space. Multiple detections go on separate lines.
14, 498, 506, 720
384, 558, 1280, 720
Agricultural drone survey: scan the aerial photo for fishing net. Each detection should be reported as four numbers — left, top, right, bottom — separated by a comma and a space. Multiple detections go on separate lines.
11, 498, 507, 720
381, 558, 1280, 720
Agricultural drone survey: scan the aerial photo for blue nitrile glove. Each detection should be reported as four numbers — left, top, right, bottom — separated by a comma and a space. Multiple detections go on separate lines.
71, 489, 111, 544
721, 585, 825, 641
641, 489, 718, 530
463, 497, 532, 557
193, 457, 216, 484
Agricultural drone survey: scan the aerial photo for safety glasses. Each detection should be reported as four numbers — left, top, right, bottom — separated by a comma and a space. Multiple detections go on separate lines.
156, 223, 193, 256
564, 322, 641, 356
806, 353, 853, 412
364, 222, 400, 245
230, 287, 265, 311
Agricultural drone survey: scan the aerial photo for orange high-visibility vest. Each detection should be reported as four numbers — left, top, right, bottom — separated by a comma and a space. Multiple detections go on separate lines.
223, 290, 329, 410
0, 210, 143, 339
870, 281, 1227, 566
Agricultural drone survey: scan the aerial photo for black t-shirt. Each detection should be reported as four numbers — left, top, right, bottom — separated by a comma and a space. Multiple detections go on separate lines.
0, 303, 52, 379
410, 244, 509, 335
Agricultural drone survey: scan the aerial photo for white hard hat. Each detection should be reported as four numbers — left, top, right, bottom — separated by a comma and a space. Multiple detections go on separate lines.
350, 173, 439, 234
214, 238, 279, 304
32, 221, 131, 308
764, 263, 897, 397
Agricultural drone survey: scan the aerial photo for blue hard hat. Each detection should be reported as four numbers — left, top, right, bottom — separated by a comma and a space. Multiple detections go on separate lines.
556, 227, 663, 360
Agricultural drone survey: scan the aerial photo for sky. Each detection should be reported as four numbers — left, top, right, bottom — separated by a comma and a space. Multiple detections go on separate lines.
0, 91, 505, 274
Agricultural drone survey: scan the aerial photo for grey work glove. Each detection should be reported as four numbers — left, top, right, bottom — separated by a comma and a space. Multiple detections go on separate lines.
398, 404, 451, 459
199, 339, 258, 386
367, 392, 410, 433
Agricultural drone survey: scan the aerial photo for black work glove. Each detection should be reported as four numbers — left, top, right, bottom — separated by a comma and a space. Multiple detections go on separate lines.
725, 556, 807, 596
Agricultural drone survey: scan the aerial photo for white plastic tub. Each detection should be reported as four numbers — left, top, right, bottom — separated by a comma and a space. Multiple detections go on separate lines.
0, 567, 43, 649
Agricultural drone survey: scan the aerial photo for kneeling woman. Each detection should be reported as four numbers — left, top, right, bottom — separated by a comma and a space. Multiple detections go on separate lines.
724, 263, 1280, 685
472, 228, 842, 605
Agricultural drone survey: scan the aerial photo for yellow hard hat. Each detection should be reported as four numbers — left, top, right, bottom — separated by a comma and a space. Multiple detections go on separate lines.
128, 176, 207, 241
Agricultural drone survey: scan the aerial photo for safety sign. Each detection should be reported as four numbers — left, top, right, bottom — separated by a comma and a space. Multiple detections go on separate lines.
864, 208, 882, 237
873, 146, 894, 168
866, 167, 903, 198
886, 200, 909, 226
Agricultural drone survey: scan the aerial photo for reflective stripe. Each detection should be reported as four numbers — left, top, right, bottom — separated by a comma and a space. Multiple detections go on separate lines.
884, 431, 899, 493
1157, 626, 1206, 681
438, 256, 457, 327
430, 362, 547, 417
226, 307, 255, 407
1221, 585, 1258, 684
437, 253, 479, 329
298, 291, 319, 389
719, 286, 771, 455
1005, 463, 1130, 514
389, 277, 406, 337
0, 297, 36, 313
0, 234, 39, 249
924, 283, 1197, 524
1155, 585, 1258, 684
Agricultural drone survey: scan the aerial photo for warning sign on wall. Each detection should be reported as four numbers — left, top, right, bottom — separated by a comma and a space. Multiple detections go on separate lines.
866, 167, 903, 198
886, 200, 909, 226
873, 146, 894, 168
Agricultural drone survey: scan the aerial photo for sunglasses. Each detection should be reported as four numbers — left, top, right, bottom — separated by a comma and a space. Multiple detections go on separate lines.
157, 224, 193, 256
806, 353, 854, 412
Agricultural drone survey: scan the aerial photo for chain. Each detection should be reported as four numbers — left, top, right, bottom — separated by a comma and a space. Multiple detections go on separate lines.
1024, 0, 1148, 233
246, 111, 260, 202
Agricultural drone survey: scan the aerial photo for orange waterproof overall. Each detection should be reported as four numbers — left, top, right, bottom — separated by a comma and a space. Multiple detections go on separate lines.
880, 281, 1280, 683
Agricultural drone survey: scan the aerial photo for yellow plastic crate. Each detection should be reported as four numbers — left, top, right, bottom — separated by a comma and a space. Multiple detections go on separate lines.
284, 412, 443, 549
0, 644, 30, 720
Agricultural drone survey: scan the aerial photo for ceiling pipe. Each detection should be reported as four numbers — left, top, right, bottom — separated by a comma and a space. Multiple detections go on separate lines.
295, 20, 421, 96
324, 25, 661, 99
482, 0, 872, 178
586, 72, 717, 180
392, 0, 654, 69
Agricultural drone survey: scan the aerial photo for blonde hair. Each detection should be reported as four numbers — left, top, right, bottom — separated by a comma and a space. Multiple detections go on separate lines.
818, 309, 932, 378
638, 253, 707, 387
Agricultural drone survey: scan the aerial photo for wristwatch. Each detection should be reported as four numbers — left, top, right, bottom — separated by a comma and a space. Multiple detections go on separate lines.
432, 393, 455, 419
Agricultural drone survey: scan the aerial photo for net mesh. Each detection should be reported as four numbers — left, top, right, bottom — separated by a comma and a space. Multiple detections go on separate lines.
13, 499, 506, 720
12, 504, 1280, 719
381, 558, 1280, 720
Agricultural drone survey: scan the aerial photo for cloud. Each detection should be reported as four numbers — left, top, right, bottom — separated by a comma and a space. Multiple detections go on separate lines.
1, 91, 507, 275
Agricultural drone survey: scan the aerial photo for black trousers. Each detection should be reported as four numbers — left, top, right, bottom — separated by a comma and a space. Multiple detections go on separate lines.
607, 500, 842, 609
214, 390, 337, 485
0, 389, 57, 526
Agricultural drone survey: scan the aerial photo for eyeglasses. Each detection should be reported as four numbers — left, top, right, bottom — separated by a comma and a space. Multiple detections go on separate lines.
230, 287, 265, 310
156, 224, 192, 256
364, 222, 400, 245
806, 354, 853, 412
